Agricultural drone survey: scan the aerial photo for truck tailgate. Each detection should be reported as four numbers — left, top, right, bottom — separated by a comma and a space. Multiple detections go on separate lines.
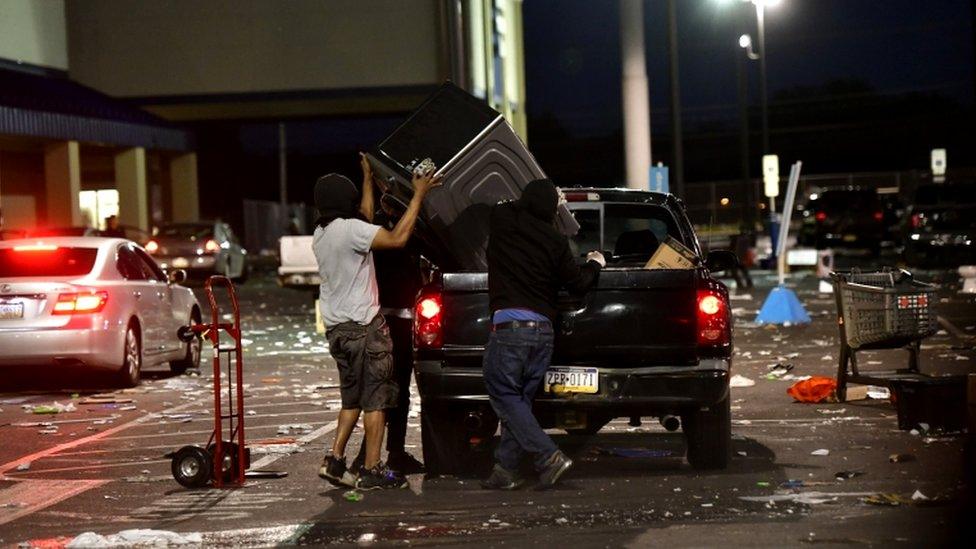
439, 268, 699, 367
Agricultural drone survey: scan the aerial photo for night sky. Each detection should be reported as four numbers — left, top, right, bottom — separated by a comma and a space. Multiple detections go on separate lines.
524, 0, 974, 138
520, 0, 975, 193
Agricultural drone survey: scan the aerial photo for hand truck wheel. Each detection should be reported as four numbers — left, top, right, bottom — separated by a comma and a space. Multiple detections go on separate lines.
207, 442, 240, 483
171, 445, 213, 488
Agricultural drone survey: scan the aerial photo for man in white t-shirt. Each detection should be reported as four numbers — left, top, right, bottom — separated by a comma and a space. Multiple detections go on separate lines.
314, 153, 440, 490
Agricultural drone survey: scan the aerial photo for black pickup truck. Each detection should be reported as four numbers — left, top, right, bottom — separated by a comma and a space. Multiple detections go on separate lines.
411, 188, 736, 475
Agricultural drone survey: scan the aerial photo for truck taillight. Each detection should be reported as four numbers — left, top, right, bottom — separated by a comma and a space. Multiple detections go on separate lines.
415, 294, 443, 349
53, 290, 108, 315
697, 288, 730, 348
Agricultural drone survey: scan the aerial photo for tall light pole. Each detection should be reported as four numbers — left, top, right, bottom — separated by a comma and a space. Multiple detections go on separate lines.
667, 0, 684, 198
620, 0, 652, 190
755, 1, 770, 155
733, 0, 778, 155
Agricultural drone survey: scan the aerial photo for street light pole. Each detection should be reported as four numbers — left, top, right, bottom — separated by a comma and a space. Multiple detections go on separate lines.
756, 2, 770, 156
667, 0, 684, 198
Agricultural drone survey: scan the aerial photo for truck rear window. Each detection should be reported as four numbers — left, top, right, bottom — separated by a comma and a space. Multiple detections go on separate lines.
0, 247, 99, 277
568, 203, 683, 264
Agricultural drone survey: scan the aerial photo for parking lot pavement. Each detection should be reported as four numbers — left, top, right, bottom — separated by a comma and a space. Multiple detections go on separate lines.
1, 271, 974, 547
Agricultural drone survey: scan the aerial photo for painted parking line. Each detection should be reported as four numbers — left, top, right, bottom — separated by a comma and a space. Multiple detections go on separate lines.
0, 479, 109, 526
103, 419, 335, 442
5, 459, 171, 476
0, 400, 200, 475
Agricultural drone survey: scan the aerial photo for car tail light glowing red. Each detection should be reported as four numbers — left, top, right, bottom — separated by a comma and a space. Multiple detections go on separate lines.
205, 239, 220, 253
145, 240, 159, 253
814, 211, 827, 222
414, 294, 443, 348
697, 288, 730, 348
53, 290, 109, 315
911, 214, 921, 228
873, 211, 883, 222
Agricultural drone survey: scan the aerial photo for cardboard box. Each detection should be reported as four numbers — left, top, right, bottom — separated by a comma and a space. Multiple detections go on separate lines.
645, 236, 698, 270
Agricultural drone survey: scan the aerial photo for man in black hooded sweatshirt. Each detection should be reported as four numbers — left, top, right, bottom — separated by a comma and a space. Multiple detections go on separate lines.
481, 178, 606, 490
313, 153, 440, 490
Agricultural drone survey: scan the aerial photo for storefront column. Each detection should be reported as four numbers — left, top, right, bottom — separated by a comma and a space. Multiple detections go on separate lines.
43, 141, 82, 227
115, 147, 148, 231
169, 153, 199, 222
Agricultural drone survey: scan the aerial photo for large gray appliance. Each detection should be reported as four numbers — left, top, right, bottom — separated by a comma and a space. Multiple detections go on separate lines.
366, 82, 578, 271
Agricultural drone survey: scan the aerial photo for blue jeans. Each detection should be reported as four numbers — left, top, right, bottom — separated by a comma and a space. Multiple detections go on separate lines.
483, 325, 557, 472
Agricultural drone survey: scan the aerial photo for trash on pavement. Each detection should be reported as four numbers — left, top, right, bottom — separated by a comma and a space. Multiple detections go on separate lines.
277, 424, 314, 435
866, 386, 891, 399
861, 493, 909, 506
730, 375, 756, 388
911, 490, 929, 502
765, 363, 794, 380
344, 490, 364, 502
66, 529, 203, 548
787, 376, 837, 403
810, 448, 830, 456
834, 471, 864, 480
888, 453, 915, 463
31, 401, 76, 414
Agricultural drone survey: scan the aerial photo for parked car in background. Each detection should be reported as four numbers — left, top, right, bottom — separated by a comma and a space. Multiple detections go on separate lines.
797, 187, 902, 251
277, 235, 320, 292
902, 182, 976, 267
146, 221, 249, 281
0, 237, 201, 386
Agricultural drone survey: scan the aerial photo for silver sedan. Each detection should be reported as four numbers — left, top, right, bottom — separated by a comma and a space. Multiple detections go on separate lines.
0, 237, 201, 386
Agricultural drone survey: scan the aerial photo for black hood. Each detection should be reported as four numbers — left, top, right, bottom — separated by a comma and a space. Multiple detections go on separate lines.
314, 173, 360, 227
517, 178, 558, 223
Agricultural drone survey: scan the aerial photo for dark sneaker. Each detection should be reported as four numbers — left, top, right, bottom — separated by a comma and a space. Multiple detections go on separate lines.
387, 451, 425, 475
318, 455, 357, 487
538, 450, 573, 489
356, 462, 408, 490
480, 464, 524, 490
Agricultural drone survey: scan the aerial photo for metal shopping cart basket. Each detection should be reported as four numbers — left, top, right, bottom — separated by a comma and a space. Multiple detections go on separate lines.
830, 268, 938, 402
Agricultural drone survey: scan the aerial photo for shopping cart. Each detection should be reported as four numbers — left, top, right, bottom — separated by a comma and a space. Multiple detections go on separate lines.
830, 268, 939, 402
168, 275, 250, 488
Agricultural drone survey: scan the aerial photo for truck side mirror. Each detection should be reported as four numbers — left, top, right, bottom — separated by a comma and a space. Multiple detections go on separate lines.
705, 250, 739, 272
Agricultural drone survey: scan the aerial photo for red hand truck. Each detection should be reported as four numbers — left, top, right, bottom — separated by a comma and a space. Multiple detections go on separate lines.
168, 275, 250, 488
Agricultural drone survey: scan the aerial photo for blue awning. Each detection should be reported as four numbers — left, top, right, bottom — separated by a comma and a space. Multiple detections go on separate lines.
0, 66, 192, 151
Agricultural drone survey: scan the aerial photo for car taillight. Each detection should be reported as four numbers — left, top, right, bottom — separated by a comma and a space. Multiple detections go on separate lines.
145, 240, 159, 253
697, 288, 730, 348
911, 214, 921, 228
53, 291, 108, 315
205, 239, 220, 253
814, 211, 827, 222
414, 294, 443, 349
873, 211, 883, 222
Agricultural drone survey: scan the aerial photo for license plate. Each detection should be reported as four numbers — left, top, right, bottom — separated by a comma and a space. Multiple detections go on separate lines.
0, 302, 24, 320
545, 367, 599, 394
843, 234, 857, 242
172, 257, 190, 268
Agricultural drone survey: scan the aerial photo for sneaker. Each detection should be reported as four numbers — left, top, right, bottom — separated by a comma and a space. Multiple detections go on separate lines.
480, 464, 524, 490
356, 462, 408, 490
387, 451, 425, 475
318, 455, 358, 487
538, 450, 573, 488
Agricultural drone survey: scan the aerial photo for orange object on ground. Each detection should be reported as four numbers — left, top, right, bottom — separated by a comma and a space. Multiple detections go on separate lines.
787, 376, 838, 403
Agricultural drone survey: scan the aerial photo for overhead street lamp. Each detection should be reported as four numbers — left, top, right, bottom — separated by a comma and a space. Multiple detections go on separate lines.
718, 0, 779, 156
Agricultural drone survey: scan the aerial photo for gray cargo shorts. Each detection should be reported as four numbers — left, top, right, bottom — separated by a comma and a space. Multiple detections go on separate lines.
326, 315, 398, 412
